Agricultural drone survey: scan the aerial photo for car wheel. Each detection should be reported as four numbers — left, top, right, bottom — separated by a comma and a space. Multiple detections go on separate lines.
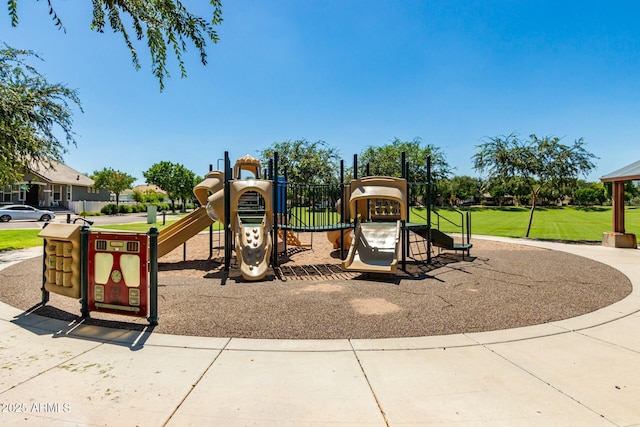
0, 215, 10, 222
40, 214, 52, 222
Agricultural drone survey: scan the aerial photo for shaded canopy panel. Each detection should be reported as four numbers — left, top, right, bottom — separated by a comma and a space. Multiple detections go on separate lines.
600, 160, 640, 182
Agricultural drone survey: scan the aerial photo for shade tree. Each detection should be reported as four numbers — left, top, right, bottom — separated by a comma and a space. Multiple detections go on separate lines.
0, 45, 81, 185
259, 139, 341, 185
473, 133, 597, 237
143, 161, 197, 212
91, 167, 136, 208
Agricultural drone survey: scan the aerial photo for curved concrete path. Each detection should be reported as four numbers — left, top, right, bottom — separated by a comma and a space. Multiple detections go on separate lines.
0, 237, 639, 426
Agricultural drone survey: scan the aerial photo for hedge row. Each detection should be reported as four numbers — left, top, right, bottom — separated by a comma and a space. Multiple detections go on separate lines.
100, 203, 173, 215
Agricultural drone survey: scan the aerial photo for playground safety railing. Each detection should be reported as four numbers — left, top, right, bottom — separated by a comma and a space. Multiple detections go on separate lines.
280, 182, 351, 231
431, 207, 472, 247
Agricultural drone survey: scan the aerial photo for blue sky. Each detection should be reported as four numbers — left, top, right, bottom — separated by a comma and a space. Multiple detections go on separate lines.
3, 1, 640, 184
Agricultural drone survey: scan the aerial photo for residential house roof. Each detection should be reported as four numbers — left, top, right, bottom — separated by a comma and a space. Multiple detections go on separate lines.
133, 184, 167, 194
29, 159, 94, 187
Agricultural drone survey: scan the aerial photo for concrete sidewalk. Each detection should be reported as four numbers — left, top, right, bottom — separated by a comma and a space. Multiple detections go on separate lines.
0, 238, 639, 426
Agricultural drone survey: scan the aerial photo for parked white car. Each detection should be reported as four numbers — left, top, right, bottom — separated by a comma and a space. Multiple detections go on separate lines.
0, 205, 56, 222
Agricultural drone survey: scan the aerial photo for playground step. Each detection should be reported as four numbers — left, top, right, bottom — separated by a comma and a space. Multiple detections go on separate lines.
410, 226, 472, 258
430, 228, 454, 249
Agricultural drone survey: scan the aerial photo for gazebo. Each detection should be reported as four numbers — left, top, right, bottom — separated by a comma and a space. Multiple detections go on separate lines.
600, 160, 640, 248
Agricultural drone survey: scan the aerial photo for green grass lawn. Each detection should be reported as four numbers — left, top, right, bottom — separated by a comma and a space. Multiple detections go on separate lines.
0, 229, 44, 251
0, 219, 182, 251
2, 206, 639, 251
423, 206, 640, 241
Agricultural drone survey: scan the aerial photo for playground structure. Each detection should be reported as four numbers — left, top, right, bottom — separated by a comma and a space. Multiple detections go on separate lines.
157, 155, 275, 281
159, 151, 472, 279
36, 151, 472, 325
146, 152, 472, 281
341, 176, 407, 274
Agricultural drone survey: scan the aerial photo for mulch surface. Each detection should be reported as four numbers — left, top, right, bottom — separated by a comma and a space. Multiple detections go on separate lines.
0, 234, 631, 339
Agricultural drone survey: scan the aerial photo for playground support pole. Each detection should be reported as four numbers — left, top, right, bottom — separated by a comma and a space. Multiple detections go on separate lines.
427, 156, 432, 264
401, 152, 406, 271
223, 151, 231, 271
339, 160, 345, 260
353, 154, 358, 223
80, 225, 90, 318
406, 160, 410, 257
284, 166, 289, 255
272, 152, 279, 269
209, 164, 213, 259
148, 227, 159, 325
41, 223, 50, 305
365, 162, 370, 220
353, 154, 358, 180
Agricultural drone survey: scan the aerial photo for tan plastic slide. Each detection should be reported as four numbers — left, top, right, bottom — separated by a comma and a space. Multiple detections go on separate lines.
157, 171, 224, 258
341, 176, 407, 274
157, 207, 215, 258
341, 221, 401, 274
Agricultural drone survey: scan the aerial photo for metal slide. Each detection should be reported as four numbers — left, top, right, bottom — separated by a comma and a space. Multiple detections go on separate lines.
157, 207, 215, 258
341, 221, 401, 274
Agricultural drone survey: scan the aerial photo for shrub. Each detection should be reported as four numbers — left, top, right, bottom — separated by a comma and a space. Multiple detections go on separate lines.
101, 204, 118, 215
132, 189, 145, 203
79, 211, 103, 217
118, 204, 133, 214
155, 203, 170, 212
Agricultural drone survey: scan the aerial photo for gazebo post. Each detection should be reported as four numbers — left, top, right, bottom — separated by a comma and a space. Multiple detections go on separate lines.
600, 160, 639, 249
612, 181, 625, 234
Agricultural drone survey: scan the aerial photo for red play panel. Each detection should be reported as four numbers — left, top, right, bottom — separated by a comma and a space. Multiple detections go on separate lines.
88, 232, 149, 318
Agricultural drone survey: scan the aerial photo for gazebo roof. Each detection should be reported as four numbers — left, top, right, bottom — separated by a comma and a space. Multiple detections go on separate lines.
600, 160, 640, 182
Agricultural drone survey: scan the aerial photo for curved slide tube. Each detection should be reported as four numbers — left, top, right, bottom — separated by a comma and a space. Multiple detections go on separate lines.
341, 221, 401, 274
158, 171, 224, 259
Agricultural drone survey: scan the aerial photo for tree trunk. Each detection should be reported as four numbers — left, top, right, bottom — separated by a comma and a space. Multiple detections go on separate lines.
525, 192, 536, 237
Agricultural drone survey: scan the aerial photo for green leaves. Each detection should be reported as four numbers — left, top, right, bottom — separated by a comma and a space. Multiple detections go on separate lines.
359, 137, 452, 183
7, 1, 223, 90
88, 0, 223, 90
0, 44, 82, 185
260, 139, 341, 185
473, 133, 598, 236
91, 167, 136, 205
8, 0, 18, 26
142, 161, 196, 210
